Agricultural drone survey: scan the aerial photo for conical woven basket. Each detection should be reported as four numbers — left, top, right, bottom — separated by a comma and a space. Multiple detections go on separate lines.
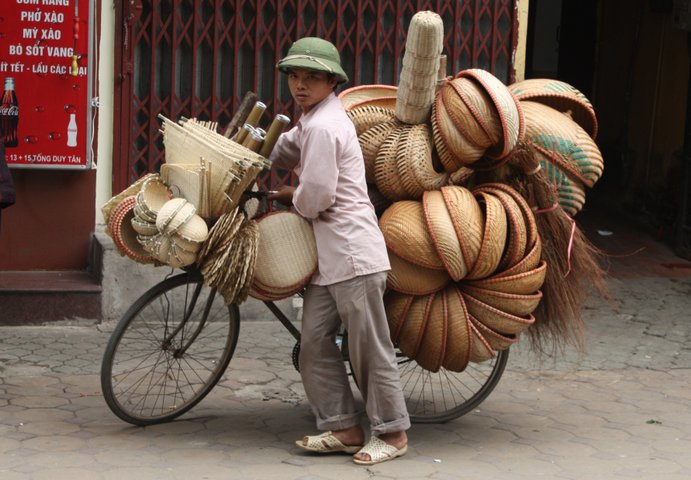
477, 182, 539, 251
469, 316, 517, 351
396, 293, 432, 360
442, 285, 472, 372
360, 120, 400, 184
131, 215, 158, 236
396, 124, 449, 198
108, 196, 156, 264
466, 260, 547, 295
374, 125, 411, 201
338, 85, 398, 111
379, 200, 444, 270
101, 173, 157, 225
384, 291, 415, 343
521, 101, 603, 188
395, 10, 443, 124
433, 88, 485, 167
156, 198, 197, 235
446, 76, 500, 148
462, 292, 535, 335
457, 69, 524, 161
510, 78, 598, 139
422, 190, 467, 281
540, 160, 588, 215
348, 105, 397, 136
495, 237, 543, 278
387, 250, 450, 295
465, 190, 508, 280
415, 291, 447, 372
430, 101, 464, 173
135, 175, 173, 223
475, 187, 528, 271
440, 186, 484, 274
461, 284, 542, 316
469, 321, 495, 362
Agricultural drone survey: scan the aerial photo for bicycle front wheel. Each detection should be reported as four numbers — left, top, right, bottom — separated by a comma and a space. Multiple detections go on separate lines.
399, 349, 509, 423
101, 271, 240, 426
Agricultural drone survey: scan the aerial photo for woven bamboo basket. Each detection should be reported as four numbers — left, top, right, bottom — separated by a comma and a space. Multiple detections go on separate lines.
461, 291, 535, 335
379, 200, 444, 270
395, 10, 443, 124
466, 260, 547, 295
415, 291, 448, 372
521, 101, 603, 188
395, 293, 432, 360
360, 120, 400, 184
461, 284, 543, 317
440, 186, 484, 274
250, 211, 317, 299
387, 250, 450, 295
422, 190, 467, 281
469, 320, 495, 362
469, 316, 517, 351
476, 187, 528, 271
465, 190, 508, 280
442, 285, 472, 372
384, 291, 415, 343
456, 69, 524, 161
348, 105, 397, 136
374, 125, 411, 201
338, 85, 398, 111
395, 124, 449, 198
108, 196, 156, 264
101, 173, 158, 226
446, 76, 500, 148
510, 78, 598, 139
433, 87, 486, 166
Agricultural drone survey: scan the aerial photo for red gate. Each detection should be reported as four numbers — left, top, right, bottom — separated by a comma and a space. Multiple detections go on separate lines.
113, 0, 519, 193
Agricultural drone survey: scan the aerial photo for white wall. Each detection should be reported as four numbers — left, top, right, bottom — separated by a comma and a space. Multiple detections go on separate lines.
94, 0, 115, 225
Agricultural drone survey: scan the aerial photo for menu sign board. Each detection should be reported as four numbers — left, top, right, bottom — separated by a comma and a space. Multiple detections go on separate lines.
1, 0, 92, 169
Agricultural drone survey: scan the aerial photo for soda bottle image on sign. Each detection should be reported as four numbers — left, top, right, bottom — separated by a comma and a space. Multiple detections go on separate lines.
1, 77, 19, 148
67, 113, 77, 147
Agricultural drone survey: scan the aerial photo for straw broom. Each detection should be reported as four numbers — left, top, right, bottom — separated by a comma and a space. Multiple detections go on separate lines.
489, 143, 610, 356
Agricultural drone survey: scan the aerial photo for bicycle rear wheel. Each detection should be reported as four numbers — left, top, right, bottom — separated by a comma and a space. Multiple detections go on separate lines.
101, 271, 240, 426
398, 349, 508, 423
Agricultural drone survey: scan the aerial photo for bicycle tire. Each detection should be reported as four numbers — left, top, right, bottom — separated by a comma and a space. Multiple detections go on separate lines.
340, 330, 507, 423
101, 271, 240, 426
399, 348, 509, 423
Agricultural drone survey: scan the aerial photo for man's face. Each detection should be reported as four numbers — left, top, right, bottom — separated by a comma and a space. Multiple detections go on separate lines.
287, 68, 337, 113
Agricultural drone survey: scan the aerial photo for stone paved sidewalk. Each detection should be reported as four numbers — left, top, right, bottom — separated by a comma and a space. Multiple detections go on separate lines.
1, 274, 690, 479
1, 223, 691, 479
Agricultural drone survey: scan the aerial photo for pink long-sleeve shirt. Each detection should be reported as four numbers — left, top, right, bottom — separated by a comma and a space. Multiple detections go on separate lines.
268, 92, 390, 286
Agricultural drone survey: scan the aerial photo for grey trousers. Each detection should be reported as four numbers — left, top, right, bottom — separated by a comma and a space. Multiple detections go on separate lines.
299, 271, 411, 436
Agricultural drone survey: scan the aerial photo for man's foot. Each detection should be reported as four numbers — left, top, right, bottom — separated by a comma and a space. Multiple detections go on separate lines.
295, 425, 365, 454
353, 431, 407, 465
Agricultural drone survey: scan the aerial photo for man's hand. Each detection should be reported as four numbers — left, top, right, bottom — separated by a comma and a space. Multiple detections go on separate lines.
268, 186, 296, 206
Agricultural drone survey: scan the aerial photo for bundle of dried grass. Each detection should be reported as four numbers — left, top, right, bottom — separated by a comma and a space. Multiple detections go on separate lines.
495, 144, 610, 355
196, 207, 258, 305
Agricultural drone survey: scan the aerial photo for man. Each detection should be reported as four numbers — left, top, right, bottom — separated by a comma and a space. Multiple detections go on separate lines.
267, 37, 410, 465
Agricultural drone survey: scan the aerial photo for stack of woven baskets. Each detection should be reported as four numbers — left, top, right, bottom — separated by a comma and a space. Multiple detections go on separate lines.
102, 174, 209, 269
338, 10, 605, 371
509, 79, 602, 215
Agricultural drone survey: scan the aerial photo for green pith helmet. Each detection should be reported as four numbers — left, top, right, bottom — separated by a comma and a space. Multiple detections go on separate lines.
277, 37, 349, 84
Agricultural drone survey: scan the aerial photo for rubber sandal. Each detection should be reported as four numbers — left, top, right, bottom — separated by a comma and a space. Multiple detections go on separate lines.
295, 431, 363, 454
353, 436, 408, 465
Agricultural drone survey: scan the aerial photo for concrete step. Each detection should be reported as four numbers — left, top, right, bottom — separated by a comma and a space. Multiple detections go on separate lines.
0, 270, 101, 325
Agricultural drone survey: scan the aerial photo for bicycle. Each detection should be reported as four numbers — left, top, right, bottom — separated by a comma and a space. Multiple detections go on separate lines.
100, 193, 508, 427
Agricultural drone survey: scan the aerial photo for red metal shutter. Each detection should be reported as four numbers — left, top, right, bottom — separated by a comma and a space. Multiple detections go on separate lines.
113, 0, 519, 192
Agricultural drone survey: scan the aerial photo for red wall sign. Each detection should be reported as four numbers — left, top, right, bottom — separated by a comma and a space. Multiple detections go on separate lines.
1, 0, 92, 169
